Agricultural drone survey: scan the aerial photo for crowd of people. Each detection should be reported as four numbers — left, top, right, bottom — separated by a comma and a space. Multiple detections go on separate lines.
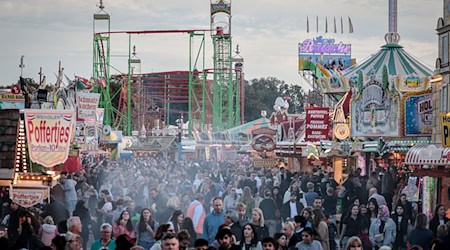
0, 155, 449, 250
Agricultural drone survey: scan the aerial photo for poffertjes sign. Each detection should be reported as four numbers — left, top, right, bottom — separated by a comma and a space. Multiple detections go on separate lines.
10, 187, 48, 208
24, 110, 75, 167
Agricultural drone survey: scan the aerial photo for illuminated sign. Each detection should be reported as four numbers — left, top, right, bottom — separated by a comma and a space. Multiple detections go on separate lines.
299, 37, 351, 54
24, 110, 75, 167
403, 92, 433, 136
441, 113, 450, 147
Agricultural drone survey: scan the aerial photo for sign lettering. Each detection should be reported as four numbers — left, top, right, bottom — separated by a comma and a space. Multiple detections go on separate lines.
24, 110, 75, 167
305, 107, 330, 142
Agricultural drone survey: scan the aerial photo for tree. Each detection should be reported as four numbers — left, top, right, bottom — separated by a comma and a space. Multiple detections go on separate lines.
244, 77, 306, 122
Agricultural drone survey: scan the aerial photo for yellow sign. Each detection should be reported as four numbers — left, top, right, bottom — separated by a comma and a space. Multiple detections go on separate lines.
441, 113, 450, 147
24, 110, 75, 167
334, 123, 350, 140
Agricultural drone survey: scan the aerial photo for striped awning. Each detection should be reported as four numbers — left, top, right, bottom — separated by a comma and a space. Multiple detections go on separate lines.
404, 144, 450, 166
344, 44, 433, 78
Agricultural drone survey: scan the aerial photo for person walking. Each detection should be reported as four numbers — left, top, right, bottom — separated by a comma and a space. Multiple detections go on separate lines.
203, 197, 225, 244
136, 208, 159, 250
429, 204, 449, 237
91, 223, 116, 250
312, 208, 330, 250
369, 205, 396, 249
258, 189, 279, 237
407, 213, 434, 250
186, 193, 206, 236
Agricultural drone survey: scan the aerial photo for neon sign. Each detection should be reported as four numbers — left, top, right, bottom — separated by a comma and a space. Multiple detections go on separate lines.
299, 36, 351, 54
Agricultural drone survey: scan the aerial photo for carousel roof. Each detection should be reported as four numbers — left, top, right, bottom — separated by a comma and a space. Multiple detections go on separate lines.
344, 43, 433, 78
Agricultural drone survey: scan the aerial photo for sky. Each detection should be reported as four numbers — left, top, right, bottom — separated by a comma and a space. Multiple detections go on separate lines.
0, 0, 443, 91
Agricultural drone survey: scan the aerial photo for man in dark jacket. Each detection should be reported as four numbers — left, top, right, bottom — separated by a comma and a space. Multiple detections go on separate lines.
259, 189, 279, 236
281, 192, 304, 222
7, 201, 22, 246
381, 168, 395, 211
41, 196, 70, 225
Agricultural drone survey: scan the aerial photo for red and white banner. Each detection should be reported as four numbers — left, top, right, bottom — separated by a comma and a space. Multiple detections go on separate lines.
76, 93, 100, 121
10, 187, 49, 208
24, 109, 75, 167
305, 107, 330, 142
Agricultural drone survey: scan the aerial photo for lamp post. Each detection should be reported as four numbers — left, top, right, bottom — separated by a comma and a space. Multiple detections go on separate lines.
177, 113, 183, 162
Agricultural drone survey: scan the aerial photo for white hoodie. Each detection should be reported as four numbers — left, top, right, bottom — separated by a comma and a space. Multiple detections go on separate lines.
41, 224, 58, 246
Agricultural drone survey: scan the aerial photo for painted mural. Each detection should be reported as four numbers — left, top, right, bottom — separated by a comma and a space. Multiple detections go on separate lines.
402, 91, 433, 136
395, 74, 430, 93
351, 66, 401, 137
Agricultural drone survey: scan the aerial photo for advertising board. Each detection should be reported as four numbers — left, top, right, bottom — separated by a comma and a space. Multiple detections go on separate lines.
76, 92, 100, 121
0, 93, 25, 109
24, 109, 75, 167
305, 107, 330, 142
402, 92, 433, 136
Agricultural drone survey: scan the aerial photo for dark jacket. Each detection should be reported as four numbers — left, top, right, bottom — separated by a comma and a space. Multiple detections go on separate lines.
254, 224, 269, 241
281, 201, 304, 222
259, 198, 278, 221
41, 200, 70, 225
429, 216, 449, 237
392, 214, 409, 249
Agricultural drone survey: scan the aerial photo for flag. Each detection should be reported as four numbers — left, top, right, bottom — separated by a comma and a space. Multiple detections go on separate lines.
341, 17, 344, 34
11, 84, 21, 94
334, 17, 337, 33
316, 16, 318, 33
96, 77, 107, 87
325, 17, 328, 33
75, 76, 93, 90
307, 16, 310, 33
349, 17, 354, 33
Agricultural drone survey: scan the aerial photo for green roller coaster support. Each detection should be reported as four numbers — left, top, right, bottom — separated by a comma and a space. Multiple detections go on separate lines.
188, 31, 208, 137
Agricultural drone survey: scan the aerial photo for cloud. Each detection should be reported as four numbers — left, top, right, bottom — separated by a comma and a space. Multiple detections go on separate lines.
0, 0, 442, 89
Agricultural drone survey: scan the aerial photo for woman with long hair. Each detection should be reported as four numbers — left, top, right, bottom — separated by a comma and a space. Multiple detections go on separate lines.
136, 208, 159, 250
251, 208, 269, 241
239, 223, 262, 250
273, 233, 288, 250
312, 208, 330, 250
408, 213, 434, 250
113, 210, 136, 239
345, 236, 363, 250
369, 205, 396, 249
168, 210, 184, 233
180, 217, 197, 247
368, 198, 379, 223
239, 187, 256, 219
301, 207, 314, 228
429, 204, 449, 237
272, 187, 284, 211
340, 204, 360, 250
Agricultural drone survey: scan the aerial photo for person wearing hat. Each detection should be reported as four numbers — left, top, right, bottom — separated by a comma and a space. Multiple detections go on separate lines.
281, 192, 304, 222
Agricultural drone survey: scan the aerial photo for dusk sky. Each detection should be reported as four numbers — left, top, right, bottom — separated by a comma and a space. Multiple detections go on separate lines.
0, 0, 442, 90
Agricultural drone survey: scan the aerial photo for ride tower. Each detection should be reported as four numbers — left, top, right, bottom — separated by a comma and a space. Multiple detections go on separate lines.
210, 0, 240, 131
92, 1, 112, 126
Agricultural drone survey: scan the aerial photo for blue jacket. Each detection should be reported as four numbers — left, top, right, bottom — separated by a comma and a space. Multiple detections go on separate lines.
203, 210, 225, 243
